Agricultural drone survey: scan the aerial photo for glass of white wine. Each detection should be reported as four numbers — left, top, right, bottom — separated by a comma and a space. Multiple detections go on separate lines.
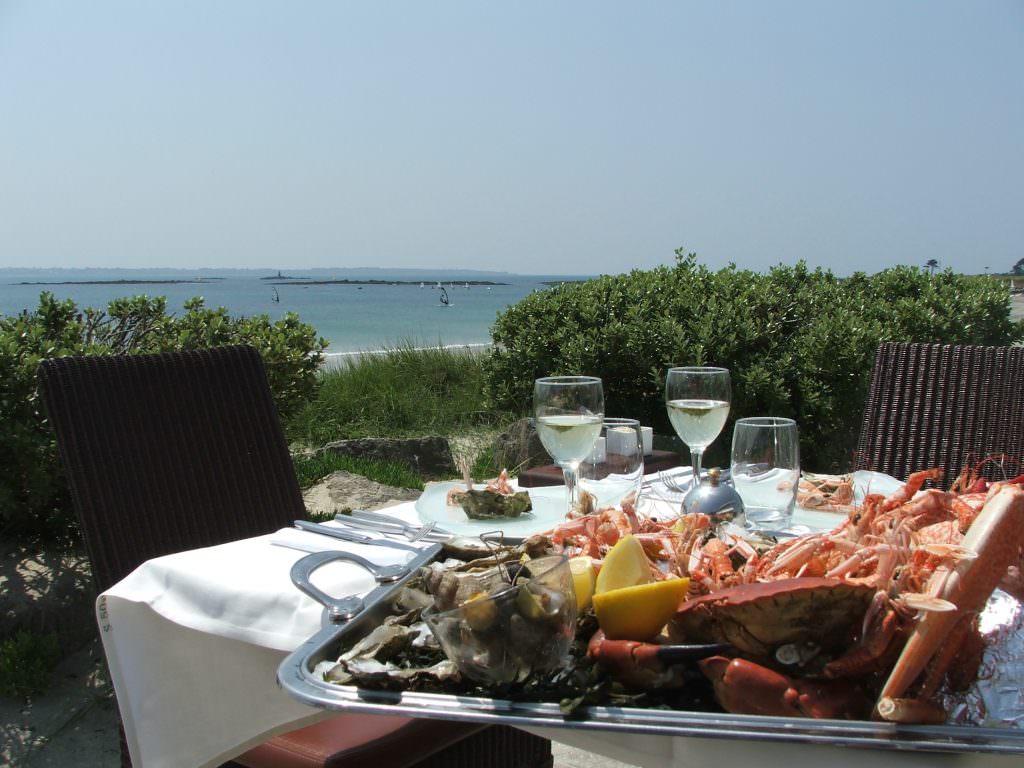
665, 367, 731, 491
533, 376, 604, 517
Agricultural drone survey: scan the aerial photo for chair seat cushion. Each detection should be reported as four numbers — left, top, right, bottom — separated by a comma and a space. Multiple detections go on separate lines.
236, 713, 486, 768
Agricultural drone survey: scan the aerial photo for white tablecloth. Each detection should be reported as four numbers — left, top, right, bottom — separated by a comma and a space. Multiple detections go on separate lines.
99, 476, 1021, 768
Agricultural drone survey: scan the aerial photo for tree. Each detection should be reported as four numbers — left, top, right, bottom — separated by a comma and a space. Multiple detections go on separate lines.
925, 258, 939, 275
1013, 257, 1024, 276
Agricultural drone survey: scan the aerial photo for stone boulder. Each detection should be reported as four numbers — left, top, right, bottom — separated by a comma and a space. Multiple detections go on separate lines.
319, 436, 455, 477
302, 470, 422, 518
492, 418, 551, 472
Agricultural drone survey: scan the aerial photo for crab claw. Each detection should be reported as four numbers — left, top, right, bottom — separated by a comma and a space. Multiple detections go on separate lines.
699, 656, 871, 719
587, 630, 729, 689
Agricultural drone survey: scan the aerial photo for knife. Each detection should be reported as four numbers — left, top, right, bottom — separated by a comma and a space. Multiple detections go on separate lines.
336, 515, 452, 543
292, 520, 423, 552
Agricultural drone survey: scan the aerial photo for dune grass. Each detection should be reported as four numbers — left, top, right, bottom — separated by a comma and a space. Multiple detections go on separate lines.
292, 452, 425, 491
286, 343, 522, 448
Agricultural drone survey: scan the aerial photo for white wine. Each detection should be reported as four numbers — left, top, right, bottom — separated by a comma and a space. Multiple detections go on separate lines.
536, 414, 603, 465
666, 399, 729, 450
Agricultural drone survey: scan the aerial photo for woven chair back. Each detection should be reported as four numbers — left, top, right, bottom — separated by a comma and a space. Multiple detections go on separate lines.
38, 345, 305, 592
855, 342, 1024, 486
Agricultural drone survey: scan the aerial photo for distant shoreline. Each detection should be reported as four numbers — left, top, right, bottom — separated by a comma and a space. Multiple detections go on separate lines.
267, 279, 508, 286
14, 279, 225, 285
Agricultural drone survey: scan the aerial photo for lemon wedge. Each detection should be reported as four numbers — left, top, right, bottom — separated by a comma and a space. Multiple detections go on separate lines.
569, 556, 596, 611
594, 534, 651, 594
593, 577, 690, 640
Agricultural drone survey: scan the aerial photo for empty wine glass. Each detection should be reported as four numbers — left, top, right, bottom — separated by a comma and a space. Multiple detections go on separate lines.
579, 418, 644, 509
665, 367, 731, 491
731, 417, 800, 531
534, 376, 604, 516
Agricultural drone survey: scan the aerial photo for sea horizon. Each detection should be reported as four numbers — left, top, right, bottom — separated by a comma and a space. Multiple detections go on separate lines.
0, 266, 591, 353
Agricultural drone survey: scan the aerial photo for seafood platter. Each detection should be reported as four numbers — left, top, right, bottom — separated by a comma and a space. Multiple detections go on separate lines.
278, 466, 1024, 755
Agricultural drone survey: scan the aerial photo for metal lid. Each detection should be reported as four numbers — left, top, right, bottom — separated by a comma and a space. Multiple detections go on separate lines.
682, 467, 745, 527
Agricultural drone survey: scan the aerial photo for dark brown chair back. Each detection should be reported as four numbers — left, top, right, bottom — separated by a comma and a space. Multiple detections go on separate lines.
38, 345, 305, 592
854, 342, 1024, 485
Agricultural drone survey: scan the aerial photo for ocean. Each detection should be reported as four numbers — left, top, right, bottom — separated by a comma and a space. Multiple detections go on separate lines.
0, 267, 584, 357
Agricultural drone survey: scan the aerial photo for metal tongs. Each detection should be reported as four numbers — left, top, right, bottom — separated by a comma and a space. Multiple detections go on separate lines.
290, 541, 443, 625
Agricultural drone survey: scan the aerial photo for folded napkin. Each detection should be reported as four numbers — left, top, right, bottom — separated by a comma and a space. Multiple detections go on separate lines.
105, 522, 432, 652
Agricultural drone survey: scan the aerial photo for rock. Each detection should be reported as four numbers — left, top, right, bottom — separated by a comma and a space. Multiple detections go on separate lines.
303, 470, 421, 518
492, 419, 551, 472
319, 437, 455, 477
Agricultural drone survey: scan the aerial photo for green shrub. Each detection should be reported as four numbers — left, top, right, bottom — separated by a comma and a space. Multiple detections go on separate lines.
0, 292, 327, 546
483, 252, 1023, 471
0, 631, 60, 699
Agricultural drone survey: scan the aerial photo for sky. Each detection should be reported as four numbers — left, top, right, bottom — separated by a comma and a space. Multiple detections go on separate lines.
0, 1, 1021, 276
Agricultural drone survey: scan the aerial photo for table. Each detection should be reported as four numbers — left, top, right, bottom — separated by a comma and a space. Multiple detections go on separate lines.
98, 476, 1022, 768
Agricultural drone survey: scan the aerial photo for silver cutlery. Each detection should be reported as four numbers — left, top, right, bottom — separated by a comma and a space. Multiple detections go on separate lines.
344, 511, 450, 540
293, 520, 424, 552
657, 468, 694, 494
650, 467, 732, 495
338, 515, 438, 542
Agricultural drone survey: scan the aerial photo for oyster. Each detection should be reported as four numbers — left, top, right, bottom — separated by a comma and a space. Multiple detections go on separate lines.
456, 489, 532, 520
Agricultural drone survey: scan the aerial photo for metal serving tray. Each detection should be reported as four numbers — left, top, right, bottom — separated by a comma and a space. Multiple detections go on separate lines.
277, 567, 1024, 757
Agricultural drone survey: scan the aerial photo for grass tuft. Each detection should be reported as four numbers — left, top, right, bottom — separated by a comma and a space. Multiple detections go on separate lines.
286, 342, 521, 447
292, 452, 425, 491
0, 631, 60, 699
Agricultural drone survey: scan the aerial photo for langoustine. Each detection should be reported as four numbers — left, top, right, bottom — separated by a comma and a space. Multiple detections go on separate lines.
569, 468, 1024, 724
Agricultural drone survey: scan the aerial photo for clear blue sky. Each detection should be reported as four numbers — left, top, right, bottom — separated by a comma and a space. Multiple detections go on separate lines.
1, 1, 1021, 275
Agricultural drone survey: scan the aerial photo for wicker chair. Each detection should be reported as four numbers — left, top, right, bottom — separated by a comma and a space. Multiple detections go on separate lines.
38, 345, 552, 768
854, 342, 1024, 485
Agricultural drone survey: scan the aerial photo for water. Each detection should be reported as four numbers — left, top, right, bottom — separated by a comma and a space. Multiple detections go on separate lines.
732, 465, 799, 529
0, 267, 583, 354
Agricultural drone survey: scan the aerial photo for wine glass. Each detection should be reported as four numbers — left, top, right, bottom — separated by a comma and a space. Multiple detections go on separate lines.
579, 418, 645, 509
533, 376, 604, 516
665, 367, 731, 491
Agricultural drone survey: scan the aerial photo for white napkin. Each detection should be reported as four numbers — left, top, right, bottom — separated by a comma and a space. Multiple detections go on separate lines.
99, 505, 435, 768
105, 522, 429, 653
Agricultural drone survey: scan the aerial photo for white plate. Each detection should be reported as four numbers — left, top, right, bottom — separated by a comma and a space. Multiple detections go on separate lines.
416, 481, 570, 538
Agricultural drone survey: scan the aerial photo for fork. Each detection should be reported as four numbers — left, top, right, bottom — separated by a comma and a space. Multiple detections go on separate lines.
338, 514, 440, 542
660, 467, 732, 494
341, 511, 452, 541
293, 520, 423, 552
659, 468, 694, 495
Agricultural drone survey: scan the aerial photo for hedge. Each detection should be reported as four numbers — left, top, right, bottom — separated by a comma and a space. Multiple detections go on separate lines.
482, 252, 1023, 472
0, 293, 327, 546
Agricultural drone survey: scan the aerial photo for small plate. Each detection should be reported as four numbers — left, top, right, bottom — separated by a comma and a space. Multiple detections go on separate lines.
415, 481, 569, 538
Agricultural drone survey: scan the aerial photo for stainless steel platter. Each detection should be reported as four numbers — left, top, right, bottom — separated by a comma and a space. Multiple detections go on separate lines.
277, 561, 1024, 757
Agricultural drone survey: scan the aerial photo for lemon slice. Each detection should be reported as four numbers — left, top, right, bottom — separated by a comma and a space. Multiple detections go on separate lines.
569, 556, 596, 611
594, 534, 651, 594
593, 578, 690, 640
